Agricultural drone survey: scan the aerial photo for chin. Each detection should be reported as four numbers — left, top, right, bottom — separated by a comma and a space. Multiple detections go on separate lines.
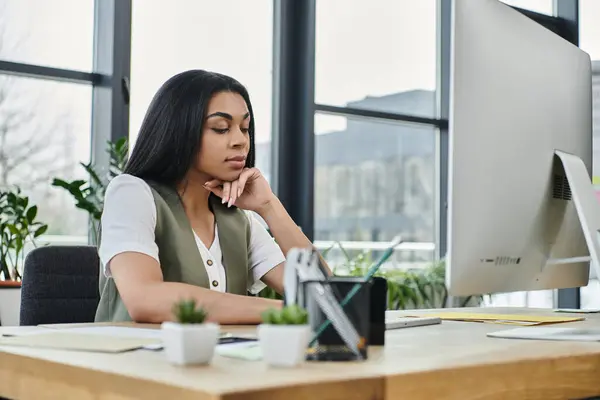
213, 170, 243, 182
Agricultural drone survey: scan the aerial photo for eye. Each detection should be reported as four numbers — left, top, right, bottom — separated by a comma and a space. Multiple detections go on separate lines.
241, 128, 250, 134
212, 128, 228, 134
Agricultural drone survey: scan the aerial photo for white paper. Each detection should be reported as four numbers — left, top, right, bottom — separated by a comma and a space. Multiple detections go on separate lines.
65, 327, 163, 349
554, 308, 600, 313
216, 341, 262, 361
487, 327, 600, 342
61, 326, 161, 338
12, 326, 164, 350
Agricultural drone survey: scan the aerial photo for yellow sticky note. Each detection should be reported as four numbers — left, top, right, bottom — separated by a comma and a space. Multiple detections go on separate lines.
405, 312, 584, 326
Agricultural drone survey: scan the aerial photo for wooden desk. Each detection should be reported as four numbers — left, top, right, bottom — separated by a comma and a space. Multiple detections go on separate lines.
2, 307, 600, 400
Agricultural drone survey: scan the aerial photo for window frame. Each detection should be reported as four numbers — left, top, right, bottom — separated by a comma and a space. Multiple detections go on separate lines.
271, 0, 582, 309
1, 0, 584, 308
0, 0, 131, 242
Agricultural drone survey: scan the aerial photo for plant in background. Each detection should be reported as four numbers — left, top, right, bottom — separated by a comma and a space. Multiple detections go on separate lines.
261, 304, 309, 325
257, 244, 482, 310
51, 137, 128, 243
0, 187, 48, 281
172, 299, 208, 324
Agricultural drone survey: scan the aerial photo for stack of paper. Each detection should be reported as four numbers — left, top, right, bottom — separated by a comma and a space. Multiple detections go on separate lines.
0, 326, 163, 352
0, 331, 159, 353
404, 312, 584, 326
487, 327, 600, 341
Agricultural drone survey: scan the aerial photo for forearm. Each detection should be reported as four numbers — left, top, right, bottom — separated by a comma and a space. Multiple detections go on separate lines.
126, 281, 282, 324
258, 197, 331, 274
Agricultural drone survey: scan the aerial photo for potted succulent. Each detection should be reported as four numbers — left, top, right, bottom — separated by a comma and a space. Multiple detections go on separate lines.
257, 304, 311, 367
161, 299, 219, 366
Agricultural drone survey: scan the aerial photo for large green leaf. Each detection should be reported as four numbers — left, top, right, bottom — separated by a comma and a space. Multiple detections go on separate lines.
26, 205, 37, 224
34, 225, 48, 238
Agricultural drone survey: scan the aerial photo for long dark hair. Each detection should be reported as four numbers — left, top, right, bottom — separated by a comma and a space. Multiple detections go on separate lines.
124, 70, 256, 186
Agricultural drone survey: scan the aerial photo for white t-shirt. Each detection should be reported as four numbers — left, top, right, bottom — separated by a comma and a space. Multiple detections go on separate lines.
98, 174, 285, 294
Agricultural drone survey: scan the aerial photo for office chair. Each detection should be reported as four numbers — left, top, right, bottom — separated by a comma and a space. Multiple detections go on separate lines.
20, 245, 100, 326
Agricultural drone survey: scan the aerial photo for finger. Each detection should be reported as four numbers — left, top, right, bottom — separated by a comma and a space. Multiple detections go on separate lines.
228, 181, 238, 208
203, 179, 224, 198
236, 168, 255, 197
205, 185, 224, 198
204, 179, 223, 188
222, 182, 231, 204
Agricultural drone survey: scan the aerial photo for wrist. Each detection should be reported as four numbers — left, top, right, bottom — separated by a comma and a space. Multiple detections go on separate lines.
256, 195, 282, 219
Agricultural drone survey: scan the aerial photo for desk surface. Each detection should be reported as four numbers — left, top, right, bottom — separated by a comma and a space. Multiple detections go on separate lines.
2, 307, 600, 400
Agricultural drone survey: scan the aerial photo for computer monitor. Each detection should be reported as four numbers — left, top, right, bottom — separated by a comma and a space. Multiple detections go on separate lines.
446, 0, 600, 297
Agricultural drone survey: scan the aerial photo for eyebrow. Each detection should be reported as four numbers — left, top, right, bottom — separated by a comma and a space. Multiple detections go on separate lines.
206, 112, 250, 121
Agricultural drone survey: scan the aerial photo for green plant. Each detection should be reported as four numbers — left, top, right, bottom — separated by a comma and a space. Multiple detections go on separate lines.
0, 187, 48, 281
172, 299, 208, 324
257, 244, 481, 310
261, 304, 309, 325
52, 137, 128, 244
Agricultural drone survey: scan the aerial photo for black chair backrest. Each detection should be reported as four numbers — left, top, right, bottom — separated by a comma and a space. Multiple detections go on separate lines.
20, 245, 100, 326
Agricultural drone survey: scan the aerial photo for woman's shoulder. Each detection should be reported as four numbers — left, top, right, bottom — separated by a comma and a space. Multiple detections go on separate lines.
101, 174, 157, 230
105, 173, 153, 199
103, 174, 156, 218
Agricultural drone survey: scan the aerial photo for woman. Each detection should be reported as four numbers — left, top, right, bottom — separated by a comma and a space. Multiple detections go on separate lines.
95, 69, 323, 324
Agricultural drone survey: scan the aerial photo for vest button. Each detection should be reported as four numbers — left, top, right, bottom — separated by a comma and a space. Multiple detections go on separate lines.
212, 280, 219, 287
207, 259, 213, 266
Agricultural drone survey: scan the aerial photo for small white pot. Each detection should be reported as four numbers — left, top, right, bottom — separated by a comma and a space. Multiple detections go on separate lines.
257, 324, 311, 367
0, 285, 21, 326
161, 322, 219, 365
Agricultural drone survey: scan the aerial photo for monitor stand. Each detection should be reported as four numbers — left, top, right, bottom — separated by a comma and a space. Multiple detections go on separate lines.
553, 150, 600, 280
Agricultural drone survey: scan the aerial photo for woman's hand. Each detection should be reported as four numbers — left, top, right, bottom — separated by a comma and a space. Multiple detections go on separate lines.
203, 168, 276, 213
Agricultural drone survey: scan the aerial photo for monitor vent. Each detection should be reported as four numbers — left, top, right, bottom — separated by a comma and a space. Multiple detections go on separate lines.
552, 174, 572, 201
493, 257, 521, 266
479, 257, 521, 265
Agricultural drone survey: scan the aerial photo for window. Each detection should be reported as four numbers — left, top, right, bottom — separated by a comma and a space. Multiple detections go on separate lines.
315, 0, 437, 118
129, 0, 274, 178
500, 0, 553, 15
0, 0, 94, 71
314, 113, 436, 267
579, 0, 600, 308
0, 75, 92, 237
580, 0, 600, 183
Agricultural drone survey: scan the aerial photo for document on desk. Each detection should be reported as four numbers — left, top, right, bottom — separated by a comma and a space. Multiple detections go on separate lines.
487, 327, 600, 342
404, 312, 584, 326
0, 331, 159, 353
2, 326, 164, 351
61, 326, 163, 350
216, 342, 262, 361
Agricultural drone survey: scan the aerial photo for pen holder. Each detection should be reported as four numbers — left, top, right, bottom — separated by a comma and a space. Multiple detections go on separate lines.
302, 277, 371, 361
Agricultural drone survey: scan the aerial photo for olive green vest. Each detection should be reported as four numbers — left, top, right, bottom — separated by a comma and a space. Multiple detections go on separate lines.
94, 181, 251, 322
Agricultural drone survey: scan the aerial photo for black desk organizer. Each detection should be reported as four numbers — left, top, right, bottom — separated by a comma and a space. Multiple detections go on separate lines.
301, 276, 387, 361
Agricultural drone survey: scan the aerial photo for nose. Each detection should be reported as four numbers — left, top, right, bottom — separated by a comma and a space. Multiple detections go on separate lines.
230, 127, 247, 148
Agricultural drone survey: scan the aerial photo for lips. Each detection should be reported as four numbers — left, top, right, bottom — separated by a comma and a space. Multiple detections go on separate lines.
225, 155, 246, 169
226, 155, 246, 162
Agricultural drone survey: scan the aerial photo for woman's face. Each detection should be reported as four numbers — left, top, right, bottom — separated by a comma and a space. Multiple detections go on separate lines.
196, 91, 251, 182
